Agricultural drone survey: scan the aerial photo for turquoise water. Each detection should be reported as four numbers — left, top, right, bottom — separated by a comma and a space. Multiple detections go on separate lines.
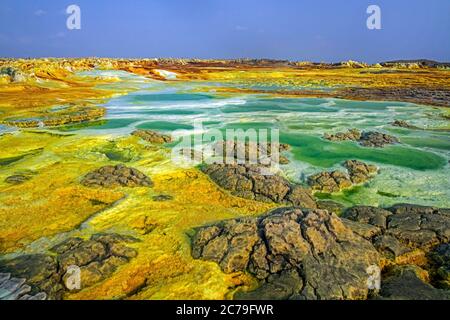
57, 70, 450, 208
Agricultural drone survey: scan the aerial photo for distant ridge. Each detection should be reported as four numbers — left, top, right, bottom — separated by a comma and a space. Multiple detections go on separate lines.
380, 59, 450, 68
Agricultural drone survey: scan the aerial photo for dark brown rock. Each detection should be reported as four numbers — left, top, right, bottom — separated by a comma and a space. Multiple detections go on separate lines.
307, 170, 352, 193
343, 160, 378, 184
428, 244, 450, 289
152, 194, 174, 202
343, 204, 450, 262
0, 233, 139, 299
359, 131, 399, 148
4, 174, 31, 185
342, 206, 392, 229
202, 163, 317, 208
308, 160, 378, 193
81, 164, 153, 188
317, 200, 345, 215
131, 130, 172, 144
391, 120, 417, 129
0, 273, 47, 300
324, 129, 399, 148
0, 254, 62, 299
324, 129, 361, 142
192, 207, 380, 300
377, 265, 450, 300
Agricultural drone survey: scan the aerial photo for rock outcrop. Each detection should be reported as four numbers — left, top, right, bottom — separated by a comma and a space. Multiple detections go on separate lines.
202, 164, 317, 208
391, 120, 417, 129
307, 170, 352, 193
152, 194, 174, 202
317, 200, 346, 215
342, 204, 450, 263
4, 174, 31, 185
212, 141, 291, 165
191, 207, 380, 300
324, 129, 399, 148
131, 130, 172, 144
183, 141, 291, 165
81, 164, 153, 188
308, 160, 378, 193
0, 273, 47, 300
0, 233, 139, 299
1, 107, 106, 129
359, 131, 399, 148
428, 244, 450, 289
378, 265, 450, 300
324, 129, 362, 142
191, 203, 450, 300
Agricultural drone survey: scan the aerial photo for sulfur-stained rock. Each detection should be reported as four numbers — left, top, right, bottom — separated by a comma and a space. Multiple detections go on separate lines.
308, 160, 378, 193
4, 174, 31, 185
152, 194, 174, 202
428, 244, 450, 289
317, 200, 345, 215
342, 206, 392, 229
0, 254, 63, 299
1, 107, 106, 129
210, 141, 291, 165
81, 164, 153, 188
391, 120, 417, 129
131, 130, 172, 144
324, 129, 361, 142
192, 207, 380, 300
0, 233, 139, 299
0, 273, 47, 300
343, 204, 450, 263
285, 186, 317, 209
343, 160, 378, 184
54, 233, 139, 290
324, 129, 399, 148
235, 270, 304, 300
341, 218, 382, 240
359, 131, 399, 148
307, 170, 352, 193
377, 265, 450, 300
202, 163, 317, 208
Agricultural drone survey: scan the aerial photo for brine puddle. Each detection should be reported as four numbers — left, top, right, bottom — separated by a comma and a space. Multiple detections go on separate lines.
55, 70, 450, 208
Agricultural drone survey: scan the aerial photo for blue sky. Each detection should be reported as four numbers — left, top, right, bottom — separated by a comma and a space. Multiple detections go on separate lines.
0, 0, 449, 63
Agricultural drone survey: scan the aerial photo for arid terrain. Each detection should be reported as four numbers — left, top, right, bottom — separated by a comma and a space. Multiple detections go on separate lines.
0, 58, 449, 300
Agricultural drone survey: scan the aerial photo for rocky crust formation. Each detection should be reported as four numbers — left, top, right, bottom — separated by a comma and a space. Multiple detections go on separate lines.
377, 265, 450, 300
0, 273, 47, 300
342, 204, 449, 262
191, 207, 380, 300
81, 164, 153, 188
391, 120, 417, 129
429, 244, 450, 290
213, 141, 291, 165
1, 107, 106, 129
4, 174, 31, 185
0, 233, 139, 299
152, 194, 174, 202
342, 204, 450, 299
181, 141, 291, 165
339, 87, 450, 108
201, 164, 317, 209
191, 203, 450, 300
131, 130, 172, 144
307, 160, 378, 193
324, 129, 399, 147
